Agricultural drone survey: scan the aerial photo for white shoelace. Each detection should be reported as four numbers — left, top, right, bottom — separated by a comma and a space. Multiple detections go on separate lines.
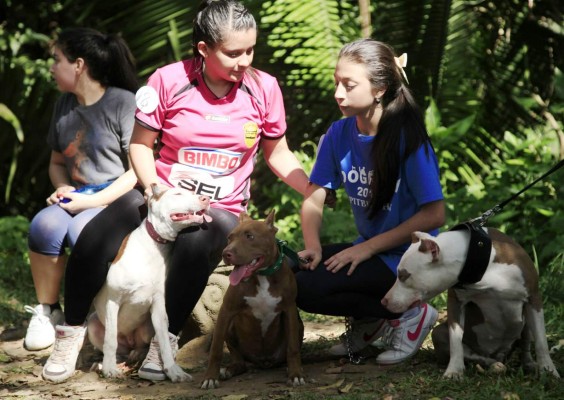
24, 305, 50, 328
49, 328, 84, 365
381, 324, 399, 349
143, 338, 163, 365
143, 335, 179, 366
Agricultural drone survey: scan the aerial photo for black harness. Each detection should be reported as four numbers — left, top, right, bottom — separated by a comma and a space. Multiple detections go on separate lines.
449, 221, 492, 287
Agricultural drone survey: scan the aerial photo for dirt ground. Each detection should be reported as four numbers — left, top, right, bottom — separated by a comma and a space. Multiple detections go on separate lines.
0, 318, 437, 400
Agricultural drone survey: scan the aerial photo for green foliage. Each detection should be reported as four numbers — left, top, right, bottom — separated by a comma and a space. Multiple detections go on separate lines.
540, 253, 564, 307
1, 0, 563, 222
0, 17, 59, 217
0, 216, 34, 325
428, 100, 564, 268
0, 103, 24, 204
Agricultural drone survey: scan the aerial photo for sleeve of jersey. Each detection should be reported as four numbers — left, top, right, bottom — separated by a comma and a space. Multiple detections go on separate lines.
405, 142, 444, 207
308, 127, 342, 190
134, 69, 168, 131
260, 74, 287, 139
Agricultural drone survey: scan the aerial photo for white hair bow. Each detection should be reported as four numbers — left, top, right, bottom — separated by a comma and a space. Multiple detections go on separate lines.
394, 53, 409, 84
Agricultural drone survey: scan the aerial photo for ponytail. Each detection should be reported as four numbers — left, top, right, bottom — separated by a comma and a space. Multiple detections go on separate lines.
368, 83, 429, 218
105, 34, 138, 93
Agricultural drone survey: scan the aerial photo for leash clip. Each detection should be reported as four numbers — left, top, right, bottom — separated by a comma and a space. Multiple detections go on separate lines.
471, 204, 502, 227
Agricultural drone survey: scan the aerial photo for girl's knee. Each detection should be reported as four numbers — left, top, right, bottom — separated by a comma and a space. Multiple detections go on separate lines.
28, 207, 70, 254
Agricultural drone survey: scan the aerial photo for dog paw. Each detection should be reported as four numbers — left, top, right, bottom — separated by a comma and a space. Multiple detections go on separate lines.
443, 370, 464, 380
489, 362, 507, 375
103, 368, 125, 380
288, 375, 306, 386
201, 378, 220, 389
166, 365, 193, 383
541, 365, 561, 379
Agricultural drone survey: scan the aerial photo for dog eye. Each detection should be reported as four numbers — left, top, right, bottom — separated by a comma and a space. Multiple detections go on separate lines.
246, 233, 254, 240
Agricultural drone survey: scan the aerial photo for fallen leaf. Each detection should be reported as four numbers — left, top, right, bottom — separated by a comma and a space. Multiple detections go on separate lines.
339, 382, 353, 393
222, 395, 248, 400
317, 378, 345, 390
502, 392, 520, 400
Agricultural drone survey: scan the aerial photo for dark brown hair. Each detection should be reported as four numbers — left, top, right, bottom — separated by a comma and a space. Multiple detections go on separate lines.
55, 27, 138, 93
339, 39, 431, 218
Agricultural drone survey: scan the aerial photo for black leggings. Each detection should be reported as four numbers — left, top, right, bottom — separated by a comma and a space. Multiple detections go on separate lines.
64, 188, 238, 334
294, 243, 401, 320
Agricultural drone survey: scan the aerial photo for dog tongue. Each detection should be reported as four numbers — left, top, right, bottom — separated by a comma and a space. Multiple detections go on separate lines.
229, 265, 251, 286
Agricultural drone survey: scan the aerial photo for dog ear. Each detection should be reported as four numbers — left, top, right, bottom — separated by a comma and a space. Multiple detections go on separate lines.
239, 212, 251, 223
418, 238, 440, 262
265, 210, 278, 233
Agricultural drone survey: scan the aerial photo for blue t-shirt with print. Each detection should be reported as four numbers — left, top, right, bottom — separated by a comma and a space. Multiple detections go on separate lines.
310, 117, 443, 274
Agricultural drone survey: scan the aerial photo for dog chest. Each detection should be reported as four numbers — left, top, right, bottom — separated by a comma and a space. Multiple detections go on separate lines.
243, 276, 282, 336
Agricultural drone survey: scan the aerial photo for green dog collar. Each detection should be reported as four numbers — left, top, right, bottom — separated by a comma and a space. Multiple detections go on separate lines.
257, 239, 299, 276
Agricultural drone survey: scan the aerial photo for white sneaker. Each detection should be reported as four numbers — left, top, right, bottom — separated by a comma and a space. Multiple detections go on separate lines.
328, 318, 386, 356
23, 304, 65, 351
376, 303, 439, 365
138, 332, 179, 381
42, 324, 87, 382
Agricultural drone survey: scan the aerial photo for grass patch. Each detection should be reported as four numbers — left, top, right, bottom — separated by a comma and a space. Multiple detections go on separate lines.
0, 216, 36, 326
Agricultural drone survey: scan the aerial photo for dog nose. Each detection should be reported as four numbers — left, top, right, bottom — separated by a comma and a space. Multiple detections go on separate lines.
199, 195, 210, 205
222, 249, 233, 261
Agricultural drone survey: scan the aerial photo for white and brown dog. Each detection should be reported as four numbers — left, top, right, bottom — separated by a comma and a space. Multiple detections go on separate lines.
382, 227, 559, 380
87, 184, 212, 381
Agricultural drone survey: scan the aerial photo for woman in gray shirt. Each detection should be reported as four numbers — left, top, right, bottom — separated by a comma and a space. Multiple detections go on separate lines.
25, 27, 139, 352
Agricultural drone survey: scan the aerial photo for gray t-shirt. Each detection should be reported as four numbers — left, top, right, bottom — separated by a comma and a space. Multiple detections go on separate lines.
47, 87, 136, 186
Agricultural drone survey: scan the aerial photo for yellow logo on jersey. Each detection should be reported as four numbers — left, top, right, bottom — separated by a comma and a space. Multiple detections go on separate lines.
243, 122, 259, 148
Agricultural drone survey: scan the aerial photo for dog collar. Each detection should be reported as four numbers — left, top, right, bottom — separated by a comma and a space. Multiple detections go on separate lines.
450, 221, 492, 286
257, 239, 298, 276
145, 220, 169, 244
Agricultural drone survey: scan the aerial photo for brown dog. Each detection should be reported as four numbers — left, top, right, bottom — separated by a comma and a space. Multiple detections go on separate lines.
201, 210, 305, 389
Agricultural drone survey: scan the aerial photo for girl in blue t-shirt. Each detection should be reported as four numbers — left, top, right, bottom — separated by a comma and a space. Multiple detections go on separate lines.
296, 39, 446, 365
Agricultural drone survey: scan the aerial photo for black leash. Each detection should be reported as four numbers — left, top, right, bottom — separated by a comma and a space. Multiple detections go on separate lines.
450, 159, 564, 286
469, 159, 564, 227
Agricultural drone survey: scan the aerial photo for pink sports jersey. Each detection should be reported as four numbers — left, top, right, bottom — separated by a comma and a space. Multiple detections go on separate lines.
135, 58, 287, 215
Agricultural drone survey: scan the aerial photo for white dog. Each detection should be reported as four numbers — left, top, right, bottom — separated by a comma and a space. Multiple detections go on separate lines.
87, 184, 212, 381
382, 228, 559, 380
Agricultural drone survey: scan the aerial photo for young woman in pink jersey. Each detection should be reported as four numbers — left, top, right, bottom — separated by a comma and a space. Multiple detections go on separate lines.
42, 0, 309, 383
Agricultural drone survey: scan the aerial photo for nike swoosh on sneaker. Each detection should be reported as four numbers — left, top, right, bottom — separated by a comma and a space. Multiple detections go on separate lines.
407, 304, 428, 341
363, 323, 383, 342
